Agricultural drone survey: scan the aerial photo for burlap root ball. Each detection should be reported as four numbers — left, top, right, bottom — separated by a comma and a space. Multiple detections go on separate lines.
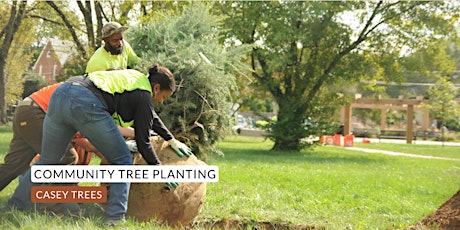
122, 136, 207, 227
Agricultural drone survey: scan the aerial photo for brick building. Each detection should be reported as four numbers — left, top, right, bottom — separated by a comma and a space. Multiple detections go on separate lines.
32, 39, 75, 84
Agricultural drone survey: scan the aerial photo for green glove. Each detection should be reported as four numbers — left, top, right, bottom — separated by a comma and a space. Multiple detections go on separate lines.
168, 139, 193, 157
166, 182, 179, 188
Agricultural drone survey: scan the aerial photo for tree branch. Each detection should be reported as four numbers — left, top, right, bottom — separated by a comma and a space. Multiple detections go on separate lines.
28, 14, 65, 26
1, 0, 27, 56
94, 1, 104, 47
306, 1, 424, 102
46, 1, 87, 57
77, 0, 95, 49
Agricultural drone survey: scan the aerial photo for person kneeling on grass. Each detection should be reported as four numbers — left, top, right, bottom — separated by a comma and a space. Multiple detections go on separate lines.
7, 64, 192, 226
0, 83, 78, 193
0, 82, 138, 193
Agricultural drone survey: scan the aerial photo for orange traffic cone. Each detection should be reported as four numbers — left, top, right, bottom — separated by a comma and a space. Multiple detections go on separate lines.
362, 138, 371, 144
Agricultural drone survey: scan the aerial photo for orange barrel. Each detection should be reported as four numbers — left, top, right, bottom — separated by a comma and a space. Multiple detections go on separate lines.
320, 135, 326, 144
344, 135, 354, 147
325, 136, 334, 145
333, 134, 342, 146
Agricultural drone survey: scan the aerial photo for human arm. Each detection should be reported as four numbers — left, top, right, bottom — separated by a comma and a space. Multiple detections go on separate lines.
123, 40, 142, 68
149, 105, 192, 157
132, 94, 162, 165
118, 126, 135, 139
72, 127, 136, 153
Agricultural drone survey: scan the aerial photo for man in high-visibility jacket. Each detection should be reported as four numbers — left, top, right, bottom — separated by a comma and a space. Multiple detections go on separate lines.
84, 21, 141, 155
86, 22, 141, 73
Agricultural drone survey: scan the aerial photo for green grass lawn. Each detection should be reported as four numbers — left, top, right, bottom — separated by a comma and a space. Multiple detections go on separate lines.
202, 136, 459, 229
0, 127, 459, 229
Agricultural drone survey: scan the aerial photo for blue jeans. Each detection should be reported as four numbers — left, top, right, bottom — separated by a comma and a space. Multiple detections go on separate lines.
8, 82, 133, 221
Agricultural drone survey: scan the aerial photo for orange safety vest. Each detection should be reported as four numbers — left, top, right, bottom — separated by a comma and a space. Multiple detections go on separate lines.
29, 83, 62, 112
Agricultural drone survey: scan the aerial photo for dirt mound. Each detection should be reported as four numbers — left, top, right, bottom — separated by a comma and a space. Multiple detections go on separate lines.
411, 190, 460, 230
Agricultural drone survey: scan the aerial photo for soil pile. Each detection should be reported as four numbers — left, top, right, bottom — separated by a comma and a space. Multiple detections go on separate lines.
412, 190, 460, 229
192, 219, 321, 230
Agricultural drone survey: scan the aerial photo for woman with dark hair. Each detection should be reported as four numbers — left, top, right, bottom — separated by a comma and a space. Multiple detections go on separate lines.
8, 64, 191, 226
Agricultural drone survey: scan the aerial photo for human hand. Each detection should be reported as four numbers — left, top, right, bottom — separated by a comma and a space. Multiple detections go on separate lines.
125, 140, 138, 152
167, 139, 193, 157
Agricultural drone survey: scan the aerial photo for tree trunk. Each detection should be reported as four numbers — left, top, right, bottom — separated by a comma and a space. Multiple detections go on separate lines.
94, 2, 104, 48
77, 0, 95, 49
271, 100, 307, 151
0, 0, 27, 124
0, 58, 7, 124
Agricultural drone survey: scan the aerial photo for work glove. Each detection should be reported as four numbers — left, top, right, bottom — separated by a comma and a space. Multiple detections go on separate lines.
168, 139, 193, 157
149, 130, 158, 136
166, 182, 179, 188
125, 140, 138, 153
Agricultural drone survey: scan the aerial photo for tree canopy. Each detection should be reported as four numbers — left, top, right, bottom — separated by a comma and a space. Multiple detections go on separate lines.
1, 1, 459, 154
214, 1, 459, 151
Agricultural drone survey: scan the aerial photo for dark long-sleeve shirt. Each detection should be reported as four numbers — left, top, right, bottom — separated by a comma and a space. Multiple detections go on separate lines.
69, 76, 173, 165
101, 90, 174, 165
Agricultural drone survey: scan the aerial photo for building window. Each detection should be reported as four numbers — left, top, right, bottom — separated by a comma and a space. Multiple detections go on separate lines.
53, 64, 57, 78
39, 65, 42, 75
47, 50, 51, 58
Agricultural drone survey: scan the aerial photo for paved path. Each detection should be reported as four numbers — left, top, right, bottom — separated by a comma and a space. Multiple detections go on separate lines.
354, 137, 460, 146
345, 147, 460, 161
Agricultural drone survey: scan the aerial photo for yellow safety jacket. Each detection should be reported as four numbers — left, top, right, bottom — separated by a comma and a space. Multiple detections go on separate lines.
87, 69, 152, 127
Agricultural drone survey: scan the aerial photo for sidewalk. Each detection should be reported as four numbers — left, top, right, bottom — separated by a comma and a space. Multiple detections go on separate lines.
354, 137, 460, 146
345, 146, 460, 161
345, 137, 460, 161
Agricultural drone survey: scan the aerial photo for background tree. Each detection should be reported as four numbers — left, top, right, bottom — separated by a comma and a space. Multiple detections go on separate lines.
354, 39, 458, 128
38, 1, 187, 79
0, 0, 28, 124
5, 16, 37, 106
422, 76, 460, 145
214, 1, 459, 151
398, 40, 456, 97
128, 3, 251, 156
32, 1, 140, 76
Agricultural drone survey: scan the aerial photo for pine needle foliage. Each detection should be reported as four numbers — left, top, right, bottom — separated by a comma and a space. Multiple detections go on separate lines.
128, 3, 251, 157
